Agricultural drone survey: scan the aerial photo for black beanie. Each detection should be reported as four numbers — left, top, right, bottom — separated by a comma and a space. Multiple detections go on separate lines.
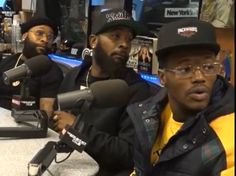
20, 17, 58, 37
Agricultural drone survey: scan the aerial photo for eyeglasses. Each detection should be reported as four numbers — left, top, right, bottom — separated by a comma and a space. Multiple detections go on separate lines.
29, 29, 54, 42
159, 62, 223, 79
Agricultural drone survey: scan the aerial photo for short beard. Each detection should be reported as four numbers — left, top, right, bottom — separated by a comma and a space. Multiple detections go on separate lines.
93, 41, 127, 78
22, 37, 49, 58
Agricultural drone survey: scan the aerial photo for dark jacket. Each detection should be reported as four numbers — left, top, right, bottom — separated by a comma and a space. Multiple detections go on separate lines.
127, 76, 234, 176
58, 61, 161, 176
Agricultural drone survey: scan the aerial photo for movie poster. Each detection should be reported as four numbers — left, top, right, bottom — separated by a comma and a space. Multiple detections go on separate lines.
127, 35, 158, 75
199, 0, 234, 28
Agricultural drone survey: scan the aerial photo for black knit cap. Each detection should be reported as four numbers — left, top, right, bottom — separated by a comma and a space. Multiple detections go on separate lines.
20, 16, 58, 37
156, 19, 220, 59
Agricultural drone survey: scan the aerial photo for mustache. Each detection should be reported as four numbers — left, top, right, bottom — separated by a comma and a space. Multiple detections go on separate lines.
37, 44, 53, 53
112, 50, 129, 57
111, 53, 129, 66
113, 49, 130, 58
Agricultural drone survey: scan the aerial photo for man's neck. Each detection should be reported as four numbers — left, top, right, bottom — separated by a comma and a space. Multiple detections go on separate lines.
169, 101, 198, 122
172, 111, 190, 123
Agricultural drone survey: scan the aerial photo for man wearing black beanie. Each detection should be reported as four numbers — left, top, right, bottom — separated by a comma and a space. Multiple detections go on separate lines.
0, 16, 63, 117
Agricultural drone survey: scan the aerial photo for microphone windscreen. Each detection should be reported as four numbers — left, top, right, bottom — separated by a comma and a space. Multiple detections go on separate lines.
25, 55, 53, 76
90, 79, 131, 108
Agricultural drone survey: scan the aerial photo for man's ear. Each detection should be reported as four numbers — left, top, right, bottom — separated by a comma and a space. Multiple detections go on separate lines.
158, 70, 166, 87
89, 34, 98, 49
21, 33, 27, 41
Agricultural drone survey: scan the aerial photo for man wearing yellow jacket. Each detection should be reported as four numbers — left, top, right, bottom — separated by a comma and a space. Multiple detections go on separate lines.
128, 19, 234, 176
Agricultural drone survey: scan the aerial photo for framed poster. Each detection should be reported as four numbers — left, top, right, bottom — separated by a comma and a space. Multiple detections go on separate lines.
128, 35, 158, 75
199, 0, 234, 28
135, 0, 201, 35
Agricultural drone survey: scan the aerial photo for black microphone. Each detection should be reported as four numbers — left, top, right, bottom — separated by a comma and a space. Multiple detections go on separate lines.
27, 80, 131, 175
57, 79, 131, 152
2, 55, 52, 85
11, 78, 37, 110
57, 79, 131, 110
2, 55, 52, 110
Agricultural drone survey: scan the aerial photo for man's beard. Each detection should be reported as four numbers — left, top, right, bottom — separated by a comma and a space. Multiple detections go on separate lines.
93, 42, 128, 78
22, 37, 49, 58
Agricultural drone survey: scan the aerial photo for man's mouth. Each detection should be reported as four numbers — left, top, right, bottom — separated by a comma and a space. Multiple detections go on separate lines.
111, 56, 123, 64
189, 92, 208, 101
36, 46, 46, 53
188, 87, 209, 101
113, 53, 126, 57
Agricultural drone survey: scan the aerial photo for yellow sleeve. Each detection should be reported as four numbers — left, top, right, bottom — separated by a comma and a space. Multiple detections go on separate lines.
220, 166, 234, 176
210, 113, 234, 172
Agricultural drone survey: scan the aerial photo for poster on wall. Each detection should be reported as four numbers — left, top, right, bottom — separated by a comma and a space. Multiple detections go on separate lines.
127, 35, 158, 75
199, 0, 234, 28
134, 0, 201, 35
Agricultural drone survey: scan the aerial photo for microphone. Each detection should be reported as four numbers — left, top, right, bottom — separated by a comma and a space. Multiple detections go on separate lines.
57, 79, 131, 110
57, 79, 131, 152
11, 78, 37, 110
2, 55, 52, 85
2, 55, 52, 110
28, 80, 131, 175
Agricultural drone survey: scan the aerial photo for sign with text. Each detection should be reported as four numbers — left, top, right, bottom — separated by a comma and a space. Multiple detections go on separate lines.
138, 0, 201, 34
164, 7, 198, 18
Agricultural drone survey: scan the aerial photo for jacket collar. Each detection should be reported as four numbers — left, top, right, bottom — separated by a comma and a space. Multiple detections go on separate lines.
203, 75, 234, 122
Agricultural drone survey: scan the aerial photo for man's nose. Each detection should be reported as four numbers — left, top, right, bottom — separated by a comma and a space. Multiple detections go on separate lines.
40, 34, 48, 42
191, 67, 205, 82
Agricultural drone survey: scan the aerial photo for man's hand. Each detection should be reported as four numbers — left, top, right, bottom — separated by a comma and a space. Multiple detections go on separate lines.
52, 111, 76, 132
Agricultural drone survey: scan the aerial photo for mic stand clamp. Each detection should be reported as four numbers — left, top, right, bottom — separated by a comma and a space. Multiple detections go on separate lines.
28, 140, 74, 176
28, 141, 57, 176
28, 101, 90, 175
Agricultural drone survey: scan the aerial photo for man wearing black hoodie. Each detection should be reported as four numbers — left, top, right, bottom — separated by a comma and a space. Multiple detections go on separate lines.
128, 19, 234, 176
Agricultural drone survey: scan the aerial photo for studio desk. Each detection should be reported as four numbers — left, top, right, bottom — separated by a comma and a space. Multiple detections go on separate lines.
0, 107, 99, 176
